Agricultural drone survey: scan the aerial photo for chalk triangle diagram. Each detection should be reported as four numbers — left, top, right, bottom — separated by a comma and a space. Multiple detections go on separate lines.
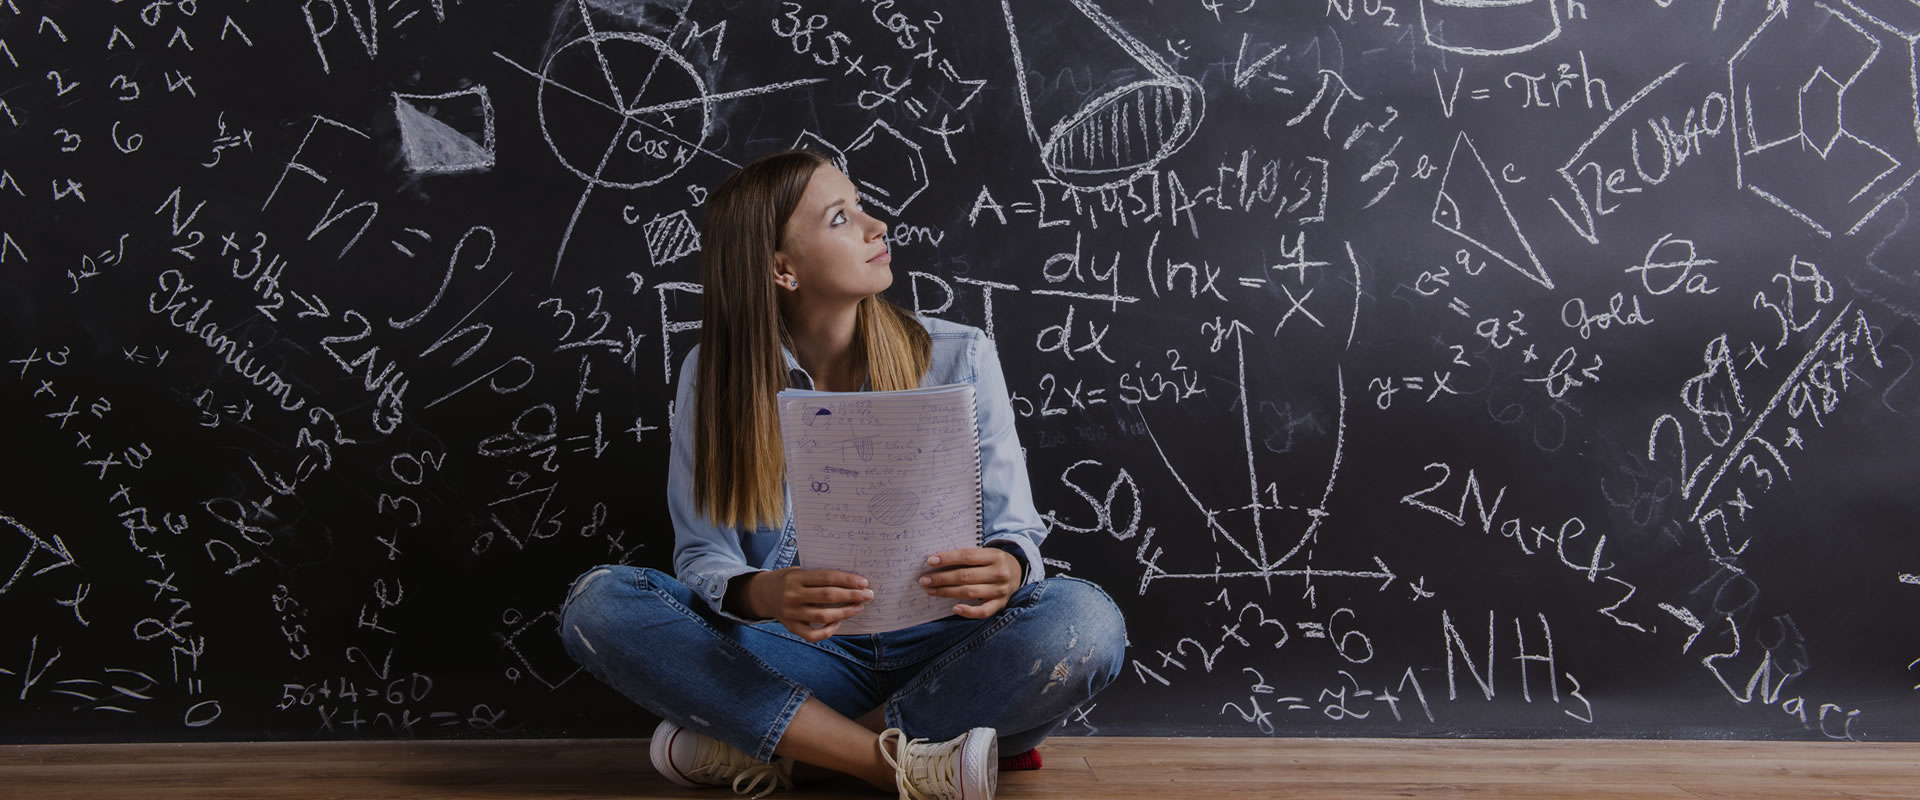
394, 89, 496, 174
1432, 131, 1553, 290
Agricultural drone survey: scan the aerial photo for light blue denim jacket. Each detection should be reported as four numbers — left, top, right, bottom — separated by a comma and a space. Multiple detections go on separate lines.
667, 316, 1048, 623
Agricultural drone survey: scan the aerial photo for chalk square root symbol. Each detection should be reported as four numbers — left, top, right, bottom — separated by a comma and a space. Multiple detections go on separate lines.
394, 87, 498, 175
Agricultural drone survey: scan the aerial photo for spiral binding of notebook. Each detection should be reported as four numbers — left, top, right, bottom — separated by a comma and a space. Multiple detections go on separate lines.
775, 383, 982, 634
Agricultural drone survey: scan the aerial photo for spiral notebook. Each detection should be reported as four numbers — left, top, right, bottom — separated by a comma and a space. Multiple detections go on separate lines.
776, 383, 982, 634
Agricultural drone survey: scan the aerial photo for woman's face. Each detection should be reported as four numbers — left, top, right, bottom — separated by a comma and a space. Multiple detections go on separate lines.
774, 165, 892, 301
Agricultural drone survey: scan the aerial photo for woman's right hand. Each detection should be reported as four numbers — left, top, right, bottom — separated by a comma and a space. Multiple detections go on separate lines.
745, 568, 872, 641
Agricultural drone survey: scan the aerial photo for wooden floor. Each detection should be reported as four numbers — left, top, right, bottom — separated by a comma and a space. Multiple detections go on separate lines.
4, 736, 1918, 799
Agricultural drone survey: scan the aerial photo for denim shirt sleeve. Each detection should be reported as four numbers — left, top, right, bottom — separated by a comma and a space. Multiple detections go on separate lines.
971, 334, 1048, 586
666, 346, 770, 623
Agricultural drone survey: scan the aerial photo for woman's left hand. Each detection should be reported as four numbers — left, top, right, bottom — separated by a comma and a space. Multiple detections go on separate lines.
919, 547, 1021, 619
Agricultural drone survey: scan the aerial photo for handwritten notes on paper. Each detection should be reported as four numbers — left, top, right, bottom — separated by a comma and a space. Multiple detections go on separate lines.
778, 384, 982, 635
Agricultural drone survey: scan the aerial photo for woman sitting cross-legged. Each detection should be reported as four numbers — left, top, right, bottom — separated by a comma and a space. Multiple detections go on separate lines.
559, 148, 1128, 800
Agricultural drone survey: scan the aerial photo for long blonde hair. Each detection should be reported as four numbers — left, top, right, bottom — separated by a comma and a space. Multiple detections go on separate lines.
694, 149, 932, 529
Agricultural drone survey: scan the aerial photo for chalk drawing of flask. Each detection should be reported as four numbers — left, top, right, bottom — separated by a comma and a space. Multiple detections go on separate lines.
1000, 0, 1205, 190
1420, 0, 1562, 57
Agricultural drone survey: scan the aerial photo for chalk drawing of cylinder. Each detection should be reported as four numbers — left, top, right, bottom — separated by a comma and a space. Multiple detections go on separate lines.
1420, 0, 1561, 57
1002, 0, 1204, 190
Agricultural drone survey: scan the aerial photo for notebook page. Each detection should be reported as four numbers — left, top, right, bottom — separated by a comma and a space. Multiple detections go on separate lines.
778, 384, 982, 635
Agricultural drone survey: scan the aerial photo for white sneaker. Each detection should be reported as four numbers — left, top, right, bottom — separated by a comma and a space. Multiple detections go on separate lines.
649, 719, 795, 798
878, 726, 998, 800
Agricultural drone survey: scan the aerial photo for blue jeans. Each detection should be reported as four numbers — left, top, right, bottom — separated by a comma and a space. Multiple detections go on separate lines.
558, 566, 1126, 763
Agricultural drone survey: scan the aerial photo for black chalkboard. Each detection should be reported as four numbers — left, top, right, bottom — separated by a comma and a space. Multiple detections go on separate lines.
3, 0, 1917, 744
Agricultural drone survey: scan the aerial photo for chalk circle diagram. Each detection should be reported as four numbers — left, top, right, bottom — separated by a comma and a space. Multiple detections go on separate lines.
1420, 0, 1562, 57
868, 488, 921, 527
1002, 0, 1205, 190
537, 30, 709, 189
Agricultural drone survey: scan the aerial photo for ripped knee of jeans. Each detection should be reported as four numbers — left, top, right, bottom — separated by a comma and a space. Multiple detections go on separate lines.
566, 567, 615, 604
1036, 581, 1127, 696
1038, 624, 1088, 695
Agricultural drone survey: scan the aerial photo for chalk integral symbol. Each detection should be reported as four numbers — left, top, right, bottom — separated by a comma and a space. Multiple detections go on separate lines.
1432, 131, 1553, 290
394, 87, 497, 174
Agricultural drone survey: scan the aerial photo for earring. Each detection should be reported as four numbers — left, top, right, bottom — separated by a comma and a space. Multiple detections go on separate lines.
788, 278, 799, 289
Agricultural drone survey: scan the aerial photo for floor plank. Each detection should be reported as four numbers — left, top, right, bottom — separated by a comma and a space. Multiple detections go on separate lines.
2, 737, 1915, 799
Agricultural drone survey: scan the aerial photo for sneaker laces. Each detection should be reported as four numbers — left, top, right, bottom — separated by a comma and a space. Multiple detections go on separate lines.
685, 734, 794, 799
878, 728, 960, 800
730, 762, 794, 800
